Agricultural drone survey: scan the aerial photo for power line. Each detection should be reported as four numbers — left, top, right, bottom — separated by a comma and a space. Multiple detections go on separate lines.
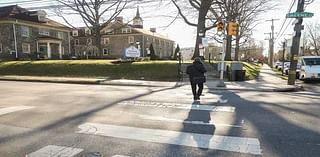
275, 0, 296, 40
0, 0, 51, 5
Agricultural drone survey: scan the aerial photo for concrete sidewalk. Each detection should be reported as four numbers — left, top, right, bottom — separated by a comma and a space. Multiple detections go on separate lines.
0, 64, 302, 92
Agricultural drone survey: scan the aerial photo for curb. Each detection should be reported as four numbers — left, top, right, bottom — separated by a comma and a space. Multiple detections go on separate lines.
0, 77, 303, 92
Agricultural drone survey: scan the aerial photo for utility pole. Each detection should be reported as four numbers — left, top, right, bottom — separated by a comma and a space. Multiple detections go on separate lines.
282, 40, 287, 76
266, 19, 280, 67
288, 0, 305, 85
264, 32, 272, 65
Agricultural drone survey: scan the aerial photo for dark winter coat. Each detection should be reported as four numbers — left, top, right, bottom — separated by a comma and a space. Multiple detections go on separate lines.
186, 60, 207, 83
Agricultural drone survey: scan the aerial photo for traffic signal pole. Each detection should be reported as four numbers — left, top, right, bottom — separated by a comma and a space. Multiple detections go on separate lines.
288, 0, 305, 85
217, 21, 226, 87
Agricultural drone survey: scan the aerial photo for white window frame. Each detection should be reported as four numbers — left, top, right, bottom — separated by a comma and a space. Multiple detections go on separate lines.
103, 38, 110, 45
122, 28, 131, 33
103, 48, 109, 55
62, 47, 65, 55
85, 28, 91, 35
21, 26, 29, 37
0, 43, 2, 53
128, 36, 134, 44
57, 32, 64, 39
105, 29, 114, 34
87, 38, 92, 45
22, 43, 30, 53
39, 28, 50, 36
72, 30, 78, 37
75, 39, 79, 46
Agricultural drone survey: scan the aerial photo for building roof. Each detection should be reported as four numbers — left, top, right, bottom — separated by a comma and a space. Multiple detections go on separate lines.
133, 28, 173, 42
0, 5, 27, 18
0, 5, 70, 30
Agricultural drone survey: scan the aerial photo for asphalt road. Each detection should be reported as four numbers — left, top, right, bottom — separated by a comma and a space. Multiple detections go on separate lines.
0, 81, 319, 157
301, 82, 320, 93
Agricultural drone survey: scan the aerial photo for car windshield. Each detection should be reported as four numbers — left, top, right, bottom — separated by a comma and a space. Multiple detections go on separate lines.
304, 58, 320, 66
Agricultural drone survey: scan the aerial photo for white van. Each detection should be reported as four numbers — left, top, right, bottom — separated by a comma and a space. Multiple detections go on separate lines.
298, 56, 320, 81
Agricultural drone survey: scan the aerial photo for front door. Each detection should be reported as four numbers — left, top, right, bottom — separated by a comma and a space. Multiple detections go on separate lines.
39, 43, 48, 59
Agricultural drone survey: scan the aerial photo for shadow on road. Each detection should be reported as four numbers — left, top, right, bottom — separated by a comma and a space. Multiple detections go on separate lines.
206, 89, 320, 157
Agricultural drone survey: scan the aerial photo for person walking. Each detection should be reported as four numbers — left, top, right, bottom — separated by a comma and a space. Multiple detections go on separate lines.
186, 57, 207, 100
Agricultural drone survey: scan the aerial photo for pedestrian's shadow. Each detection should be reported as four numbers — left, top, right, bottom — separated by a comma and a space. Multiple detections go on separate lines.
181, 101, 216, 150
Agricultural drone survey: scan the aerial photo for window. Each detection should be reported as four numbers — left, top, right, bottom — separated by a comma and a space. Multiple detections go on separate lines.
0, 43, 2, 53
87, 38, 92, 45
75, 39, 79, 46
39, 29, 50, 36
21, 26, 29, 37
128, 36, 134, 44
57, 32, 64, 39
85, 28, 91, 35
122, 28, 131, 33
103, 48, 109, 55
72, 30, 78, 36
103, 38, 110, 45
22, 43, 30, 53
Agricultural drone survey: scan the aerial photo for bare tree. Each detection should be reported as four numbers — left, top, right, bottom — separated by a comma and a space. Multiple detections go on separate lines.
234, 0, 271, 61
208, 0, 272, 61
171, 0, 272, 60
55, 0, 130, 56
171, 0, 220, 59
306, 22, 320, 56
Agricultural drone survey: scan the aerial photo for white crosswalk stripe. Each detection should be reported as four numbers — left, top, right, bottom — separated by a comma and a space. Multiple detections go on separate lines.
77, 123, 262, 155
0, 106, 34, 116
117, 100, 235, 112
119, 111, 243, 128
26, 145, 84, 157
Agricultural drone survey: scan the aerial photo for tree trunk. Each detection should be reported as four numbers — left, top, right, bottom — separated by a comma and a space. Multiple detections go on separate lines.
225, 35, 232, 61
234, 36, 240, 61
192, 0, 211, 60
93, 26, 102, 57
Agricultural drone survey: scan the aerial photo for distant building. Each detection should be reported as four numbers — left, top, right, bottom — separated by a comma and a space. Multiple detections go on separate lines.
71, 7, 175, 59
0, 5, 71, 60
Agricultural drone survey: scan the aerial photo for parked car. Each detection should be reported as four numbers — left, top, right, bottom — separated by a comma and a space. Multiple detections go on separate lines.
282, 62, 301, 78
278, 62, 290, 71
283, 62, 290, 75
274, 61, 281, 69
298, 56, 320, 81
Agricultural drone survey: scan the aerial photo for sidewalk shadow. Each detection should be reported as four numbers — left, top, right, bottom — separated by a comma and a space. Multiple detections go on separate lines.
181, 101, 216, 150
205, 89, 320, 157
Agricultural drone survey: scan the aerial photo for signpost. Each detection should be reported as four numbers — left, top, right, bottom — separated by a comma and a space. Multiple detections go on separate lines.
286, 12, 314, 18
125, 46, 140, 58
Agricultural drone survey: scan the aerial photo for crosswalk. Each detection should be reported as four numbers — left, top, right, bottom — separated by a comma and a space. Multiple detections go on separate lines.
0, 105, 34, 116
0, 100, 262, 156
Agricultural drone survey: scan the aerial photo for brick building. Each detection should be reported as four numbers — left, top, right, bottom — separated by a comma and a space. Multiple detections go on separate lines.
71, 8, 175, 59
0, 5, 71, 60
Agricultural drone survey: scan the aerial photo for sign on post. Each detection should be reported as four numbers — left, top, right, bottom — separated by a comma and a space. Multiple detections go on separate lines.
286, 12, 314, 18
125, 46, 140, 58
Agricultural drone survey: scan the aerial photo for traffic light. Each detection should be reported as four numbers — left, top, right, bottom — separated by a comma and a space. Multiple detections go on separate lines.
228, 21, 238, 36
216, 21, 224, 33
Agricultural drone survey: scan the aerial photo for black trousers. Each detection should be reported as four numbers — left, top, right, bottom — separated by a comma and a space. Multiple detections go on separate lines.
191, 82, 204, 99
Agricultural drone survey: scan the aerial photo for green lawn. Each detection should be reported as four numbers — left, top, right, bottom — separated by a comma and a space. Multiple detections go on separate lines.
243, 62, 262, 80
0, 60, 262, 81
212, 61, 262, 80
0, 60, 179, 81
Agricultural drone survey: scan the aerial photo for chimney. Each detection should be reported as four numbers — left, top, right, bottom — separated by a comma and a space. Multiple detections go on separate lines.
115, 16, 123, 23
150, 28, 156, 33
